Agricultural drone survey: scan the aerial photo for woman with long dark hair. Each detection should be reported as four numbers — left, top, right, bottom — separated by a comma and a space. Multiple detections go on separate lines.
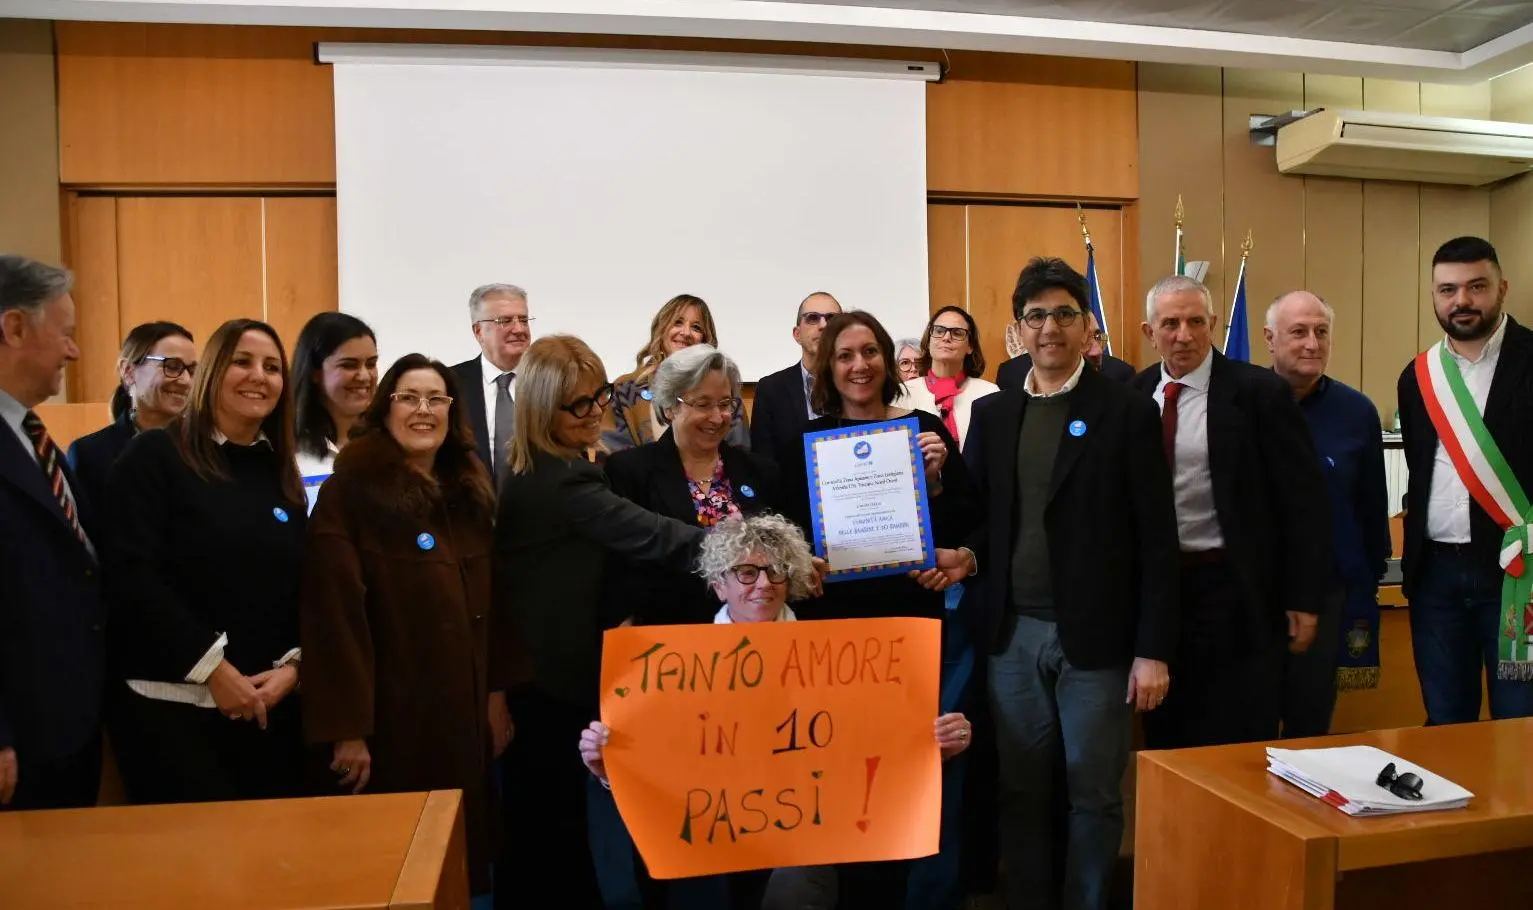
105, 318, 307, 805
68, 321, 196, 513
299, 354, 516, 898
290, 312, 378, 510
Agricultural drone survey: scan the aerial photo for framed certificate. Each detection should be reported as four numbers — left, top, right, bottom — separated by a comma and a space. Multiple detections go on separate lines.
803, 416, 936, 581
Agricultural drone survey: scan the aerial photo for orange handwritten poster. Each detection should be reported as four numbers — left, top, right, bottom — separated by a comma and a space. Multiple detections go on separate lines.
598, 616, 942, 879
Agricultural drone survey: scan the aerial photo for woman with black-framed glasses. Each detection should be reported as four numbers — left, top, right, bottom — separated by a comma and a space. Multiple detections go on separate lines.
899, 305, 998, 453
492, 334, 709, 909
68, 321, 197, 517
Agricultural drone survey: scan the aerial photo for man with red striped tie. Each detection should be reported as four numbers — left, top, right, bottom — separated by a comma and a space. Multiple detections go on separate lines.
0, 254, 106, 810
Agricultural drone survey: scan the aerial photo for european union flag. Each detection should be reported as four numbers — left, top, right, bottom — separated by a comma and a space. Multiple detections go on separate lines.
1224, 258, 1250, 362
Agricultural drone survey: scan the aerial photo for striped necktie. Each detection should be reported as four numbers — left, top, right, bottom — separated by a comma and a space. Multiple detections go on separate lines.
21, 410, 87, 546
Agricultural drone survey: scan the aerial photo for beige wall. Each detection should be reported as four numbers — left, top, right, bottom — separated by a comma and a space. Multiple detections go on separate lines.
1139, 66, 1493, 422
1490, 66, 1533, 334
0, 19, 61, 264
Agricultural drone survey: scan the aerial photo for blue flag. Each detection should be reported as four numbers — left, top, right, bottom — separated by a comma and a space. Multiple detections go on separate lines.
1223, 259, 1250, 362
1084, 240, 1112, 356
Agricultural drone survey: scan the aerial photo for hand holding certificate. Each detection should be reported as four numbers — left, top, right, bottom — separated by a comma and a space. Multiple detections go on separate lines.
803, 417, 936, 581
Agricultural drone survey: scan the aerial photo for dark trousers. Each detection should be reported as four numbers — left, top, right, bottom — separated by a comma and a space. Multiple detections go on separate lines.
1, 735, 101, 812
1143, 561, 1284, 750
110, 687, 304, 804
497, 687, 602, 910
1280, 590, 1344, 739
1411, 545, 1533, 725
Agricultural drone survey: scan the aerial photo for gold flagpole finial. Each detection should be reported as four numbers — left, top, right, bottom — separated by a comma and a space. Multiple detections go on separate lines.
1076, 203, 1092, 245
1241, 228, 1254, 259
1174, 195, 1185, 228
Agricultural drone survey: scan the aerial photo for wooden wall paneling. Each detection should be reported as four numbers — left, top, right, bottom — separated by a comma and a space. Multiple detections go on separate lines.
1302, 74, 1362, 110
0, 20, 62, 263
1416, 188, 1490, 352
1360, 184, 1420, 423
1491, 64, 1533, 124
926, 203, 967, 316
1303, 179, 1365, 389
64, 196, 124, 404
926, 55, 1138, 199
1119, 202, 1141, 366
1419, 82, 1492, 120
263, 196, 339, 353
115, 198, 266, 351
964, 205, 1123, 381
1221, 70, 1305, 368
1490, 175, 1533, 327
1136, 65, 1226, 312
31, 402, 115, 452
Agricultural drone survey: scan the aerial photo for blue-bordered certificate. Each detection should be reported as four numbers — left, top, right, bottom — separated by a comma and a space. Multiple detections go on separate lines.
802, 416, 936, 581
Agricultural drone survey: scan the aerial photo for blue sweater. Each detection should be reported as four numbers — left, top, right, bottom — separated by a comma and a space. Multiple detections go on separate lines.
1295, 375, 1391, 588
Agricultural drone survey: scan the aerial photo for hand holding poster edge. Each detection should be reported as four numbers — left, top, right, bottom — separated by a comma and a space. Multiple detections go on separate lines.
802, 417, 937, 582
597, 617, 943, 879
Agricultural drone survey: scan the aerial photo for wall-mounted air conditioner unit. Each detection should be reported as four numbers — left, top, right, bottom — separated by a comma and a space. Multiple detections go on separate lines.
1275, 109, 1533, 186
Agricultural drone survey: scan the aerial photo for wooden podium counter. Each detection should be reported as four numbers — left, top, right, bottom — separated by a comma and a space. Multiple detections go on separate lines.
1135, 719, 1533, 909
0, 789, 469, 910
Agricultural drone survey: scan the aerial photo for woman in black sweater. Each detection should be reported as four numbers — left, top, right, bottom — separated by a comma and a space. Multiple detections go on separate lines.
105, 318, 308, 804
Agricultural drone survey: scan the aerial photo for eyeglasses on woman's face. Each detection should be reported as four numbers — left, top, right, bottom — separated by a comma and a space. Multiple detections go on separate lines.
679, 396, 743, 417
1020, 307, 1083, 330
727, 563, 788, 586
929, 324, 971, 342
390, 391, 454, 412
560, 383, 615, 419
141, 355, 196, 378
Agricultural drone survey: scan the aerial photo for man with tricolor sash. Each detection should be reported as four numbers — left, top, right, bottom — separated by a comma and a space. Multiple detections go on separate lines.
1398, 236, 1533, 725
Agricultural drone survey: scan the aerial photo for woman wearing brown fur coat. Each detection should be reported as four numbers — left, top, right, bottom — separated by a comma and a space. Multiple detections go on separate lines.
298, 353, 522, 898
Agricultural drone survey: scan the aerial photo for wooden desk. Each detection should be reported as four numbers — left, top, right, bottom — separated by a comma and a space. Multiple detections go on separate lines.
1135, 719, 1533, 909
0, 790, 469, 910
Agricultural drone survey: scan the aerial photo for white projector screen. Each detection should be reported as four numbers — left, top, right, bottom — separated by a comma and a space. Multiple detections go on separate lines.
327, 47, 932, 383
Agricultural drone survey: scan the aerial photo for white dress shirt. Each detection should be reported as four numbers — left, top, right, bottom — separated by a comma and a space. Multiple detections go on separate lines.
1022, 356, 1085, 399
714, 603, 797, 624
480, 353, 518, 443
297, 438, 340, 515
1153, 349, 1225, 552
1426, 314, 1508, 544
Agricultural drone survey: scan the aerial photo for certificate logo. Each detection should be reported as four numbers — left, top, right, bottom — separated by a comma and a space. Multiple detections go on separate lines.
853, 440, 873, 460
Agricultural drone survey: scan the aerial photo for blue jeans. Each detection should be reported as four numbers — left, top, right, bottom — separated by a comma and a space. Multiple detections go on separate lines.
988, 615, 1130, 910
905, 588, 975, 910
1411, 546, 1533, 724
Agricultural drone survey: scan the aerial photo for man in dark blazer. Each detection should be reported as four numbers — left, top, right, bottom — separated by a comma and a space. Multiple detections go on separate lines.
1132, 274, 1332, 750
748, 291, 841, 461
1397, 236, 1533, 723
450, 283, 532, 482
996, 311, 1135, 391
951, 257, 1179, 910
0, 255, 105, 811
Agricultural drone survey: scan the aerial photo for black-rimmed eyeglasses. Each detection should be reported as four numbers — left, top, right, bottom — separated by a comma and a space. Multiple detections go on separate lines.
727, 563, 788, 585
1020, 307, 1083, 330
560, 383, 615, 419
140, 355, 196, 378
930, 324, 971, 342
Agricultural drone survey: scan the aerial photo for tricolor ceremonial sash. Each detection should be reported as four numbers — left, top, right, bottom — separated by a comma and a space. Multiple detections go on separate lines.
1415, 342, 1533, 680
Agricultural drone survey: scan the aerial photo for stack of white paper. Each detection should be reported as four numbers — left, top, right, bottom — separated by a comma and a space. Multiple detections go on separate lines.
1266, 745, 1474, 817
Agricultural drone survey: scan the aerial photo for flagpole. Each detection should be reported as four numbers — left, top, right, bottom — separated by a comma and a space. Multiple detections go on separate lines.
1225, 229, 1253, 351
1174, 195, 1185, 276
1077, 203, 1112, 356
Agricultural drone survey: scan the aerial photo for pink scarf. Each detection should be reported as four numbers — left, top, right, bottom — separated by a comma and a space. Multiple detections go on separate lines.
924, 373, 964, 441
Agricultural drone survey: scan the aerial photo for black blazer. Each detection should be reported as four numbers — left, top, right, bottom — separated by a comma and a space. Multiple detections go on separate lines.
603, 431, 783, 626
963, 366, 1180, 667
1397, 317, 1533, 599
495, 451, 705, 710
450, 357, 494, 479
996, 352, 1136, 392
1132, 352, 1334, 652
750, 362, 812, 464
0, 415, 105, 762
67, 409, 135, 519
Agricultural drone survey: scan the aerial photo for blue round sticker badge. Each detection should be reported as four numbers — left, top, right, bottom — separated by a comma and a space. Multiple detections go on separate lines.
740, 485, 756, 499
417, 533, 436, 551
272, 507, 289, 523
640, 388, 653, 401
1068, 420, 1087, 437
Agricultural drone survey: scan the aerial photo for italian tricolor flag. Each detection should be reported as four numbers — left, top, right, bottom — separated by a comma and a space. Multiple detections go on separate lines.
1416, 341, 1533, 679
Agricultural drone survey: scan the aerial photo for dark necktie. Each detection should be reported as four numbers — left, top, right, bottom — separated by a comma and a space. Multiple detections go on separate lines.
493, 372, 516, 478
1161, 381, 1185, 467
21, 410, 87, 546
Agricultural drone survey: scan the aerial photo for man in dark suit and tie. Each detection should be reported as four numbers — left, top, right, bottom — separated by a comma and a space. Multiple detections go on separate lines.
1132, 274, 1332, 749
0, 254, 106, 810
749, 291, 841, 461
949, 257, 1180, 910
996, 311, 1135, 391
450, 284, 532, 482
